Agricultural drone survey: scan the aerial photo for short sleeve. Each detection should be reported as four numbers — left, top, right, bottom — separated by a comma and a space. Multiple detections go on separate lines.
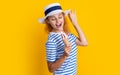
46, 40, 57, 62
70, 34, 77, 41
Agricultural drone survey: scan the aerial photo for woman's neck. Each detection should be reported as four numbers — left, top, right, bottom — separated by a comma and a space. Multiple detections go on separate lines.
51, 29, 64, 33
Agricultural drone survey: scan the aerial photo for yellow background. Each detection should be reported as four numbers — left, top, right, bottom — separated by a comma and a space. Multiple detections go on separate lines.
0, 0, 120, 75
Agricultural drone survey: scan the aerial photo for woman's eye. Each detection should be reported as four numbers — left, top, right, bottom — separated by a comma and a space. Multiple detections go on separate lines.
58, 16, 62, 19
51, 18, 55, 21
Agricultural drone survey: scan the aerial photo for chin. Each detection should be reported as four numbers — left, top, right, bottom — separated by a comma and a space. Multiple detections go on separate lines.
56, 28, 62, 31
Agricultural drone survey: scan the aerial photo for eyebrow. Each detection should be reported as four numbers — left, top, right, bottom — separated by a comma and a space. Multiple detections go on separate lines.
48, 15, 55, 18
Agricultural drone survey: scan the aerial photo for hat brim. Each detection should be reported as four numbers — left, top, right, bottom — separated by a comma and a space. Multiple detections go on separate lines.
38, 10, 71, 24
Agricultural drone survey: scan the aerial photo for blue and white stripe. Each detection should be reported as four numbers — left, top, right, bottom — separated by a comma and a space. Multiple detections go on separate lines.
46, 32, 77, 75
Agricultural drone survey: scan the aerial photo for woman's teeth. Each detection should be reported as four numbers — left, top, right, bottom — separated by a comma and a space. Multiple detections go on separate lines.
56, 23, 62, 28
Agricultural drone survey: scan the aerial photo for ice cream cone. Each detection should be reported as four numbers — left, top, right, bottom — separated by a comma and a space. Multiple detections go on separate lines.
61, 32, 69, 46
63, 38, 69, 46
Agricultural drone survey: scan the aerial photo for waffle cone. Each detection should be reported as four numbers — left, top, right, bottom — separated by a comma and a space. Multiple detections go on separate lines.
63, 38, 69, 46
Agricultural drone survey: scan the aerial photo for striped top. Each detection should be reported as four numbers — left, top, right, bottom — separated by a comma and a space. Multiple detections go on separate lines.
46, 32, 78, 75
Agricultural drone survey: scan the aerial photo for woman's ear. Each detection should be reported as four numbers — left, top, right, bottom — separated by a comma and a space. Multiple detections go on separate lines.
45, 18, 50, 24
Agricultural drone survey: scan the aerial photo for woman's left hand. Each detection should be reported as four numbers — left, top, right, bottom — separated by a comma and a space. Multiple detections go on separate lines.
68, 10, 78, 26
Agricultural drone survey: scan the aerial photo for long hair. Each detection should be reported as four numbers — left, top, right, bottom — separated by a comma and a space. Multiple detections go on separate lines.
44, 13, 71, 34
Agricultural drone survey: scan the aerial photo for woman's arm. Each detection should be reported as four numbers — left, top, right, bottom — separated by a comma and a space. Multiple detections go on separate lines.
47, 54, 67, 73
47, 43, 72, 73
68, 10, 88, 46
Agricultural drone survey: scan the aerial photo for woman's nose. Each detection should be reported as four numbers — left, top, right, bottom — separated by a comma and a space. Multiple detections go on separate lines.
56, 18, 59, 23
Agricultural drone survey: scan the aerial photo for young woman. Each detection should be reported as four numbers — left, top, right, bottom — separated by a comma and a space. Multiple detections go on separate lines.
38, 3, 88, 75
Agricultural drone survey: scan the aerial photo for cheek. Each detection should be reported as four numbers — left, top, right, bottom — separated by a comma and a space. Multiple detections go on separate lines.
50, 21, 55, 25
61, 18, 64, 23
49, 21, 56, 27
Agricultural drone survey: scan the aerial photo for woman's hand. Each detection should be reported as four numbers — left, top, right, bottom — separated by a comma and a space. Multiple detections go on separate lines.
63, 43, 72, 57
68, 10, 78, 26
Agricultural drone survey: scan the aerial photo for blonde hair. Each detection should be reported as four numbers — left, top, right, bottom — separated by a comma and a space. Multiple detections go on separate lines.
45, 13, 71, 34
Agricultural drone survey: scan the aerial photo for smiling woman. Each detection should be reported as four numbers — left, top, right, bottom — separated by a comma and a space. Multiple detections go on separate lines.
45, 12, 70, 34
38, 2, 88, 75
47, 13, 64, 31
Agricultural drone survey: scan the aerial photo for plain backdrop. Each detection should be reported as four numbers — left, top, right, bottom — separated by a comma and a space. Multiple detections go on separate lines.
0, 0, 120, 75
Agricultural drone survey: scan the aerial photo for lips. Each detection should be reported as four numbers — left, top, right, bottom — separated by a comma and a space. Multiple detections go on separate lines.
56, 23, 62, 28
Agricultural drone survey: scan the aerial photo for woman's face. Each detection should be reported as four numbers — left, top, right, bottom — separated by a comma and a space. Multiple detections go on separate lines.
47, 13, 64, 32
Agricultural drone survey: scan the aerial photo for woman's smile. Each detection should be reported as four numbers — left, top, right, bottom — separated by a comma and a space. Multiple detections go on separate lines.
56, 23, 62, 28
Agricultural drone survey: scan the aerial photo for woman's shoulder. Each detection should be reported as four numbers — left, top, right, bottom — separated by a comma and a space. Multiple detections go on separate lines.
47, 32, 61, 42
68, 33, 76, 36
68, 33, 77, 40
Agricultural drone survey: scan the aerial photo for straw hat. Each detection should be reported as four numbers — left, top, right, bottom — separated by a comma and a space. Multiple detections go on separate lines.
38, 3, 70, 24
